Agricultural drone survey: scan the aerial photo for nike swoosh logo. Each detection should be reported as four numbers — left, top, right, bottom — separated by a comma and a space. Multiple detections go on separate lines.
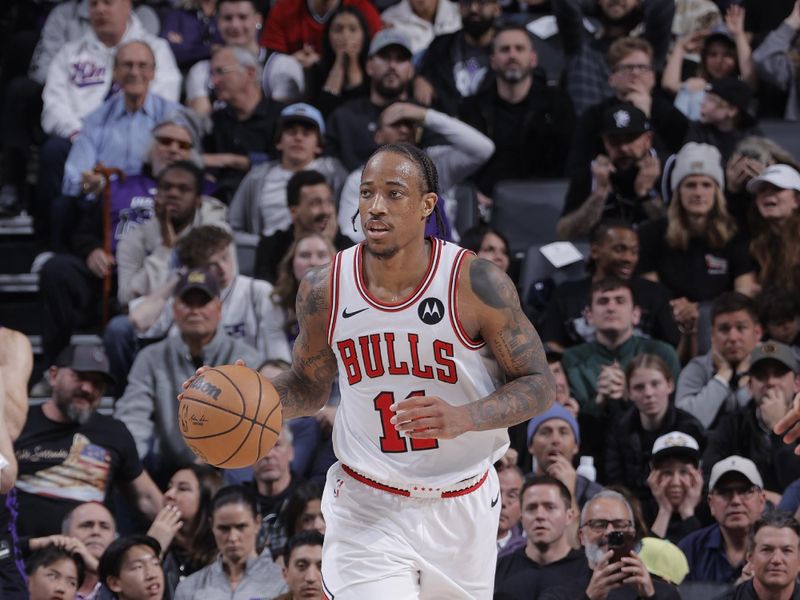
342, 307, 369, 319
491, 491, 500, 508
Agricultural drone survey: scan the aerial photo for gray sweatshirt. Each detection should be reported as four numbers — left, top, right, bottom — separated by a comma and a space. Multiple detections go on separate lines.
114, 328, 262, 470
675, 352, 751, 430
753, 22, 800, 120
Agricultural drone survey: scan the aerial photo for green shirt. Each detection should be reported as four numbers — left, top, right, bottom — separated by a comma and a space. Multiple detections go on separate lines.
562, 336, 680, 416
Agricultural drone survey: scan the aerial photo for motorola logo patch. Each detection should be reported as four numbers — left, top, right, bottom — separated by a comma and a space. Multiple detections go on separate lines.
418, 298, 445, 325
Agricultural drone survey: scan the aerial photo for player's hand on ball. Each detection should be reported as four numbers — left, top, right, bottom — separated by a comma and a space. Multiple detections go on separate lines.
178, 359, 247, 400
390, 395, 471, 439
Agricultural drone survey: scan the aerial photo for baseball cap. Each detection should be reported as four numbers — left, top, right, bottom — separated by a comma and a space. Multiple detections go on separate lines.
705, 77, 755, 125
527, 404, 580, 446
279, 103, 325, 136
55, 343, 115, 386
175, 268, 220, 300
638, 537, 690, 585
670, 142, 724, 192
746, 164, 800, 194
704, 26, 736, 50
600, 102, 651, 137
708, 455, 764, 491
368, 29, 413, 59
651, 431, 701, 466
748, 341, 799, 374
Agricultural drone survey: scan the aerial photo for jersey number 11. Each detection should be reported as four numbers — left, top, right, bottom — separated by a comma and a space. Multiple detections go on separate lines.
374, 390, 440, 453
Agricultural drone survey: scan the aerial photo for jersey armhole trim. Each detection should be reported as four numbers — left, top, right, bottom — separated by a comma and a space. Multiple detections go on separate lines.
326, 251, 343, 347
449, 249, 485, 350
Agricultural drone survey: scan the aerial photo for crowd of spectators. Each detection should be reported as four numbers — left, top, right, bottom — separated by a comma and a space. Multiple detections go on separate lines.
4, 0, 800, 597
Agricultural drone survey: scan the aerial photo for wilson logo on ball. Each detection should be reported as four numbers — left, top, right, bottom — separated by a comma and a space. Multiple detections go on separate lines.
188, 376, 222, 401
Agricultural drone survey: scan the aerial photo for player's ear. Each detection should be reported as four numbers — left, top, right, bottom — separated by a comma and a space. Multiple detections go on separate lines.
421, 192, 437, 219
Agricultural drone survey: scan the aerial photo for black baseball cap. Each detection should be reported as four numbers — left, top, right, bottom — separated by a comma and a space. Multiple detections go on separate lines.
705, 77, 756, 125
174, 268, 220, 300
601, 102, 651, 137
55, 344, 115, 386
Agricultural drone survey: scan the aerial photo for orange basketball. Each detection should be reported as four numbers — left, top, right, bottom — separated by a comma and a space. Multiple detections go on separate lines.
178, 364, 282, 468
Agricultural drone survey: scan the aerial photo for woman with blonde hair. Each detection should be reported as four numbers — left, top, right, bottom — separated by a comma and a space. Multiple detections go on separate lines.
272, 232, 337, 345
638, 142, 757, 359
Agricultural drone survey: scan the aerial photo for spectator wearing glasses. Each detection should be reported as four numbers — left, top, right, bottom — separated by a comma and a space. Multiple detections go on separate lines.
541, 489, 680, 599
567, 37, 688, 179
37, 124, 219, 384
202, 45, 284, 204
679, 456, 766, 584
552, 0, 675, 116
61, 41, 181, 202
184, 0, 265, 118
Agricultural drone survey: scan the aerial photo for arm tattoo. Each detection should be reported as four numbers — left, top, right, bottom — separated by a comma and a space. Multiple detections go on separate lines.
467, 259, 556, 430
271, 265, 338, 419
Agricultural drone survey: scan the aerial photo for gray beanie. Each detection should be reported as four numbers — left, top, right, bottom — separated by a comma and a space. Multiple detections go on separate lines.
670, 142, 725, 192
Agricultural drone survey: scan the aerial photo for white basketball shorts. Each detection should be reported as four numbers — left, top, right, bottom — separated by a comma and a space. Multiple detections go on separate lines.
320, 461, 501, 599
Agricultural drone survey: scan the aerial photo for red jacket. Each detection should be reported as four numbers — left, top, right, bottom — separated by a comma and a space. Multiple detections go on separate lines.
260, 0, 382, 54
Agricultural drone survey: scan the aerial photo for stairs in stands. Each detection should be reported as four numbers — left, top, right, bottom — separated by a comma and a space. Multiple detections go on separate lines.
0, 214, 112, 413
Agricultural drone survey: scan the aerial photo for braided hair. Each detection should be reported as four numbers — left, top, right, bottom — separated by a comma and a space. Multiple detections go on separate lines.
351, 143, 446, 237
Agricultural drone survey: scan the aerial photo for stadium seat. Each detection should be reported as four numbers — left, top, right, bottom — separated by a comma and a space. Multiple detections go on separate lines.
491, 179, 568, 256
518, 241, 589, 314
234, 231, 259, 277
453, 182, 479, 237
758, 119, 800, 161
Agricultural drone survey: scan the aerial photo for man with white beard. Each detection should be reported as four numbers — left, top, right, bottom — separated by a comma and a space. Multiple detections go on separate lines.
541, 490, 680, 599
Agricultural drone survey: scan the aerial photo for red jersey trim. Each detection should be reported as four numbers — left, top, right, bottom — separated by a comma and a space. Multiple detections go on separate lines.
448, 249, 485, 350
326, 252, 343, 347
353, 237, 442, 312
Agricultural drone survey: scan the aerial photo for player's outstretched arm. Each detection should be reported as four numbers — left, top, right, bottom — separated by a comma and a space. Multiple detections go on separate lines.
393, 257, 555, 440
463, 257, 555, 430
271, 264, 339, 419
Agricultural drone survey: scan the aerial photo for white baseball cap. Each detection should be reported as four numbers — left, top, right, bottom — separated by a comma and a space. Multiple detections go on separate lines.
708, 455, 763, 491
651, 431, 701, 465
746, 164, 800, 194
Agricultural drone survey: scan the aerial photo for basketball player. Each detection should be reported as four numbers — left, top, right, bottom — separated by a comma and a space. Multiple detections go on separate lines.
183, 143, 555, 598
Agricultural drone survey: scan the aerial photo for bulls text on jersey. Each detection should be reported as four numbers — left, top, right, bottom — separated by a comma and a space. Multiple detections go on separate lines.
336, 332, 458, 386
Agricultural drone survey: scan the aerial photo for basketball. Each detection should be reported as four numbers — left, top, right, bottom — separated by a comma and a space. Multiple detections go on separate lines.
178, 364, 282, 469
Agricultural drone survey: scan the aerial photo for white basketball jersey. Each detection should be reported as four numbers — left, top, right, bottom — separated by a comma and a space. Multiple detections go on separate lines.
327, 238, 509, 486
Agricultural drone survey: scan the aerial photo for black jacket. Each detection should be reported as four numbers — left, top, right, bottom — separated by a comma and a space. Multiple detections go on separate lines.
417, 30, 494, 117
459, 78, 574, 194
604, 403, 706, 504
702, 401, 800, 494
715, 579, 800, 599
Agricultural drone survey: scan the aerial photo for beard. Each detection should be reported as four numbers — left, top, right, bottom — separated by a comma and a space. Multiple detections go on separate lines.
462, 16, 495, 38
374, 76, 406, 101
55, 395, 94, 425
584, 540, 607, 569
600, 3, 643, 30
498, 66, 530, 84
